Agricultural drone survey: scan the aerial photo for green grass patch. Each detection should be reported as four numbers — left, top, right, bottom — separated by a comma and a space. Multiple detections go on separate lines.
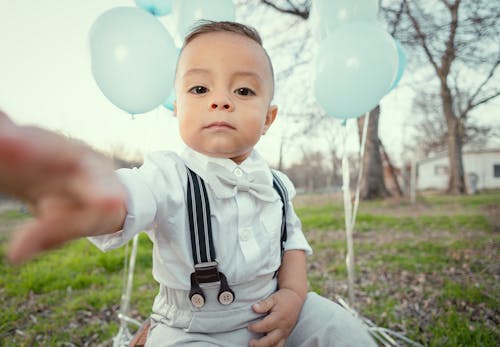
441, 280, 498, 307
368, 239, 468, 272
299, 212, 492, 233
0, 233, 156, 345
422, 191, 500, 209
0, 209, 30, 221
1, 191, 499, 345
429, 308, 499, 347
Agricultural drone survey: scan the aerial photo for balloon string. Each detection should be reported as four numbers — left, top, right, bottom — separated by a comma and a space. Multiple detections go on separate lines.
341, 122, 355, 305
351, 111, 370, 232
123, 235, 139, 318
119, 238, 130, 329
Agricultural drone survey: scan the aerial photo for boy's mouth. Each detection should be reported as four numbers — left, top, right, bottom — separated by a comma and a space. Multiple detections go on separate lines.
204, 121, 236, 130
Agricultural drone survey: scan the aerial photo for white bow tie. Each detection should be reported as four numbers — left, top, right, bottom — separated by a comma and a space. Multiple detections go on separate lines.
205, 162, 278, 202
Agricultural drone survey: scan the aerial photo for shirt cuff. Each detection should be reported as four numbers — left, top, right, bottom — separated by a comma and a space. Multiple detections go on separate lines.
284, 230, 313, 256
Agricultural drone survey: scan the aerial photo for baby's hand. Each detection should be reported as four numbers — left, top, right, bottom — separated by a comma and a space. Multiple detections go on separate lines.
248, 288, 305, 347
0, 111, 126, 264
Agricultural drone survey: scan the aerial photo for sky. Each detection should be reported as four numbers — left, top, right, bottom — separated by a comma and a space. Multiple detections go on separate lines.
0, 0, 498, 167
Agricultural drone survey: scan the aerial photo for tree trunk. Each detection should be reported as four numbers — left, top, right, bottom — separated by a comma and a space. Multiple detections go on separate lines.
446, 116, 466, 194
330, 149, 341, 189
379, 140, 403, 197
441, 83, 466, 194
357, 106, 390, 200
277, 139, 284, 171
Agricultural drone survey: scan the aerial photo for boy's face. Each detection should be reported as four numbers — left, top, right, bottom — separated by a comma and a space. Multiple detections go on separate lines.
174, 31, 277, 164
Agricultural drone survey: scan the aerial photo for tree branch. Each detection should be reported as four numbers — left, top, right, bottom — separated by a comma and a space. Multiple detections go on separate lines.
440, 0, 460, 78
389, 1, 405, 36
260, 0, 309, 19
469, 91, 500, 110
439, 0, 452, 9
452, 72, 464, 115
461, 58, 500, 117
402, 0, 441, 76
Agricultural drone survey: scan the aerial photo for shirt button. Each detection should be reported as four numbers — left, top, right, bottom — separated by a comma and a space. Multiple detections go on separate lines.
240, 228, 251, 242
234, 167, 243, 177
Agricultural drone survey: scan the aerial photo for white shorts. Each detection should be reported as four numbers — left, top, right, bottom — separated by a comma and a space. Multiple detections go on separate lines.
146, 275, 375, 347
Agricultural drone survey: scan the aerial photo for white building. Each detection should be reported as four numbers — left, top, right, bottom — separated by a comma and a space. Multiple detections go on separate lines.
417, 149, 500, 192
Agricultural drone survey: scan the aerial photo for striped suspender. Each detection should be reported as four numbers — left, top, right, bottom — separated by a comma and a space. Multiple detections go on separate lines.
271, 170, 288, 259
186, 167, 289, 307
186, 168, 234, 307
186, 167, 216, 264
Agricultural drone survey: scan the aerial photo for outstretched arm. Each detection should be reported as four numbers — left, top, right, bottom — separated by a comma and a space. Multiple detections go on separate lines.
248, 250, 307, 347
0, 111, 126, 264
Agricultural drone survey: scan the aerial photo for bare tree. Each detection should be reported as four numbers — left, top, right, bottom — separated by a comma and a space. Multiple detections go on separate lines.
255, 0, 499, 196
255, 0, 390, 200
357, 107, 391, 199
284, 149, 329, 192
384, 0, 500, 193
408, 92, 497, 157
325, 125, 344, 190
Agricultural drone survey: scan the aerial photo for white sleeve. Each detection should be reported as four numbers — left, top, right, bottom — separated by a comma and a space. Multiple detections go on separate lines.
273, 170, 313, 256
88, 152, 183, 251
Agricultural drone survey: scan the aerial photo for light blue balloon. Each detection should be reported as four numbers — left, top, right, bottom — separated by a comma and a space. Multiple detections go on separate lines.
312, 0, 379, 42
388, 40, 407, 91
313, 21, 398, 119
89, 7, 177, 114
134, 0, 173, 16
163, 90, 176, 111
162, 48, 181, 111
171, 0, 235, 46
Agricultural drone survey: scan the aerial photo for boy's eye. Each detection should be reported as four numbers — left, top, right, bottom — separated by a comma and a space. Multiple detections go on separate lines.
189, 86, 208, 94
234, 88, 255, 96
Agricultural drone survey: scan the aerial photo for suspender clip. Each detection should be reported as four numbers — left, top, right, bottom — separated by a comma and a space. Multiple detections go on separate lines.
189, 272, 206, 308
217, 272, 235, 305
189, 263, 235, 307
193, 261, 220, 283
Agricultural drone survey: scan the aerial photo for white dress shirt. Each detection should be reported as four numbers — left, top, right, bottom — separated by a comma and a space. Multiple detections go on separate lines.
89, 147, 312, 290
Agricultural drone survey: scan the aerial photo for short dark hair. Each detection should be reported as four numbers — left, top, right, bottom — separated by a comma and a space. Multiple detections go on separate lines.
184, 20, 263, 46
180, 20, 275, 97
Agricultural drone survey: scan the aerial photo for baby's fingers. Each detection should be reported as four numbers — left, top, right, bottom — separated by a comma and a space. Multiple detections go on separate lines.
249, 330, 284, 347
7, 218, 78, 265
248, 313, 279, 334
0, 110, 15, 126
7, 192, 126, 265
252, 295, 276, 314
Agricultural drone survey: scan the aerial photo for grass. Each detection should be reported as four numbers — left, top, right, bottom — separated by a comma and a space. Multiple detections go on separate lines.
299, 191, 499, 346
0, 191, 499, 346
0, 230, 156, 346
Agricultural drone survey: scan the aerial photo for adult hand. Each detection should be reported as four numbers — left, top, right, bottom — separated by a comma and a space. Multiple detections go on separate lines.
248, 288, 304, 347
0, 111, 126, 264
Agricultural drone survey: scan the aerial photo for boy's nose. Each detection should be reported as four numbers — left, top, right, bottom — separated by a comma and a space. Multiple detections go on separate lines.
210, 102, 233, 110
209, 95, 234, 111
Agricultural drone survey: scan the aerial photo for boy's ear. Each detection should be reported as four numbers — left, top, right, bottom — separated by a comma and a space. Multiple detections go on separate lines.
172, 101, 177, 117
262, 105, 278, 135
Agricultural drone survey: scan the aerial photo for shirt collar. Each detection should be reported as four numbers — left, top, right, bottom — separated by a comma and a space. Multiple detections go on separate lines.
180, 146, 273, 185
